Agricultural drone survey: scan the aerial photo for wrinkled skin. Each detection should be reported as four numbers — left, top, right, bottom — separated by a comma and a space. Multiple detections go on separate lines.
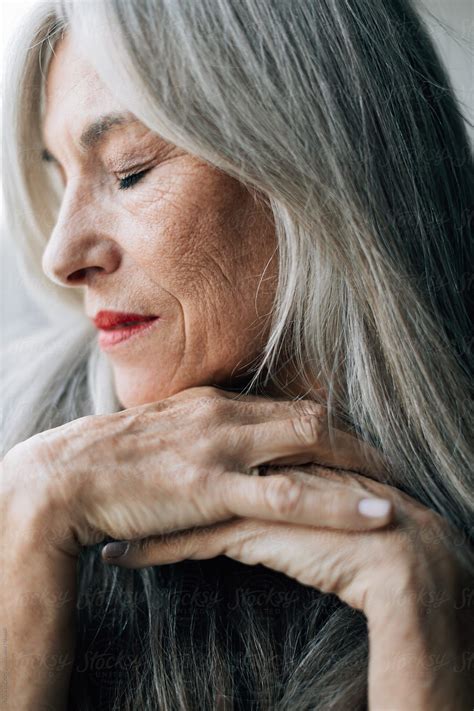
1, 387, 393, 709
3, 28, 473, 711
41, 32, 279, 408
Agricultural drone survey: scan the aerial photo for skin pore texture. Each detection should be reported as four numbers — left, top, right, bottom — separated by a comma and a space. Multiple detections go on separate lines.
41, 33, 279, 408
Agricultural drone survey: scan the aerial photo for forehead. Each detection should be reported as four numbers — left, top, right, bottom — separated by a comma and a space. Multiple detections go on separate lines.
42, 32, 130, 148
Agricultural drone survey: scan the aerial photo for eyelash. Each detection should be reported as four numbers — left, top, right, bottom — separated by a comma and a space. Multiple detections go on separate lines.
118, 169, 149, 190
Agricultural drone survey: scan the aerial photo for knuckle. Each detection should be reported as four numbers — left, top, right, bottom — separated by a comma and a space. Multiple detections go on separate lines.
291, 415, 324, 446
112, 408, 147, 437
225, 532, 253, 563
168, 385, 223, 404
195, 395, 225, 418
8, 436, 56, 491
190, 466, 213, 493
192, 386, 225, 403
182, 465, 224, 514
264, 475, 305, 517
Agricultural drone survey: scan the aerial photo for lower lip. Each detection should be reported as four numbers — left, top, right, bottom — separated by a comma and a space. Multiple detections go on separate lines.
98, 319, 160, 350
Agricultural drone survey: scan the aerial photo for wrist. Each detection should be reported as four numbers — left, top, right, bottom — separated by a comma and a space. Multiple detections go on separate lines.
1, 521, 78, 710
367, 578, 469, 710
2, 443, 81, 558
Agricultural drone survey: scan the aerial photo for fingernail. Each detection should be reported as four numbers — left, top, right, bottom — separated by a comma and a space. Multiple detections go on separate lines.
102, 541, 130, 559
358, 498, 391, 518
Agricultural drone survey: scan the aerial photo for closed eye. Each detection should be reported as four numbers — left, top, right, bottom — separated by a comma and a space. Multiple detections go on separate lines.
118, 169, 150, 190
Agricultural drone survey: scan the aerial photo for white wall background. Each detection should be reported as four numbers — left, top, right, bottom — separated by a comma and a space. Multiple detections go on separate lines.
1, 0, 473, 344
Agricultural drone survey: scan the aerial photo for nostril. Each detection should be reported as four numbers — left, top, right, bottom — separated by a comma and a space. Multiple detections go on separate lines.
67, 267, 88, 283
67, 266, 102, 283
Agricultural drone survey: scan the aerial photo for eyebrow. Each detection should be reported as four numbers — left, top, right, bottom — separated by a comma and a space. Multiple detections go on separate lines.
41, 111, 138, 163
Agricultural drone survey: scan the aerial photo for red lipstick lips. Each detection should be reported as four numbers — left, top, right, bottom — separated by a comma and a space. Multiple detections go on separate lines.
93, 310, 159, 349
93, 310, 158, 329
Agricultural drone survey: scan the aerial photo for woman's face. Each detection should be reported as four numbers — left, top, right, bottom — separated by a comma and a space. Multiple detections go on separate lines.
41, 33, 278, 407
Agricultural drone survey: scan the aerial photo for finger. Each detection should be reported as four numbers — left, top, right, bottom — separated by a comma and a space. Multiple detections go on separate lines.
235, 416, 387, 479
217, 469, 395, 531
313, 429, 389, 480
201, 390, 388, 475
171, 387, 388, 477
101, 519, 240, 568
245, 418, 389, 479
314, 429, 390, 480
100, 517, 373, 615
100, 467, 395, 567
101, 519, 367, 614
236, 416, 330, 466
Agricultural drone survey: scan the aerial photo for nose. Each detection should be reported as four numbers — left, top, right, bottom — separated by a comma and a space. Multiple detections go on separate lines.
42, 190, 122, 287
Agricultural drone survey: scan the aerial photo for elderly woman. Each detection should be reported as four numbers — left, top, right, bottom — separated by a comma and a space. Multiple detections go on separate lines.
1, 0, 473, 709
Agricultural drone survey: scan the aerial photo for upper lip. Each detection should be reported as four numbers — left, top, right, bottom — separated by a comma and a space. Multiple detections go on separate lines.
92, 310, 159, 330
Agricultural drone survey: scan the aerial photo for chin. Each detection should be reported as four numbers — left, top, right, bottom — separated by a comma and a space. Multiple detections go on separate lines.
113, 371, 208, 408
112, 362, 262, 409
114, 376, 175, 408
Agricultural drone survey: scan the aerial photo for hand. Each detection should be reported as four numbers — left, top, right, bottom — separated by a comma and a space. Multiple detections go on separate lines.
107, 464, 474, 710
2, 385, 388, 558
1, 386, 391, 709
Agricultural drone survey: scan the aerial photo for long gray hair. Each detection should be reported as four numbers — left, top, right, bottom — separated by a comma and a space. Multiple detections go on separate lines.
2, 1, 473, 708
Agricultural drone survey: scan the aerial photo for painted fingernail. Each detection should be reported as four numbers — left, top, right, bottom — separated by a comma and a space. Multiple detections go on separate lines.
358, 498, 391, 518
102, 541, 130, 559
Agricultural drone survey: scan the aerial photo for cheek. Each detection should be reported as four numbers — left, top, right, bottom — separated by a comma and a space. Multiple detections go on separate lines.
125, 181, 271, 304
116, 167, 277, 351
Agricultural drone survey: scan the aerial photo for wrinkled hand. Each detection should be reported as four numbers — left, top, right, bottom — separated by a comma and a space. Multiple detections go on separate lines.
104, 464, 474, 710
